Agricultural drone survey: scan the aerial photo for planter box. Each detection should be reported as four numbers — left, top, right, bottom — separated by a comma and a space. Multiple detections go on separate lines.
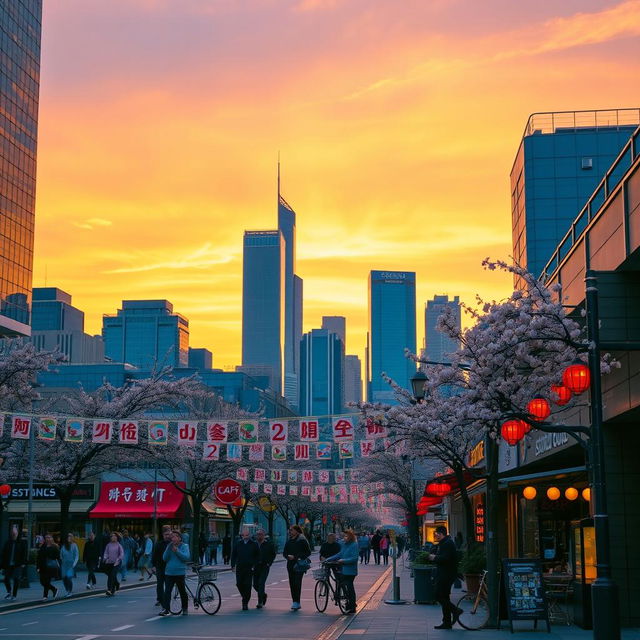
464, 573, 483, 595
412, 564, 437, 604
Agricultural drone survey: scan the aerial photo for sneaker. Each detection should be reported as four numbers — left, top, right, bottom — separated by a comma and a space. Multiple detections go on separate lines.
158, 609, 171, 617
242, 603, 248, 611
181, 610, 188, 616
256, 603, 263, 609
105, 590, 112, 597
434, 623, 452, 629
8, 596, 16, 602
42, 596, 49, 602
291, 602, 301, 610
86, 583, 91, 590
65, 592, 73, 598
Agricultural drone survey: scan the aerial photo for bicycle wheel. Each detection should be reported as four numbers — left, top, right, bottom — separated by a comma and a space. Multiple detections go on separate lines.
197, 581, 221, 615
169, 584, 185, 615
337, 582, 350, 614
314, 580, 329, 612
455, 593, 490, 630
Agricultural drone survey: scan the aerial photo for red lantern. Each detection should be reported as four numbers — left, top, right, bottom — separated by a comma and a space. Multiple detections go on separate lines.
501, 419, 526, 446
426, 481, 452, 497
527, 397, 551, 422
0, 484, 10, 498
562, 361, 591, 395
551, 384, 572, 406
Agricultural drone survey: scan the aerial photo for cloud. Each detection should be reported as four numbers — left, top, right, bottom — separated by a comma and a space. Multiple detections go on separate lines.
73, 217, 112, 230
294, 0, 343, 12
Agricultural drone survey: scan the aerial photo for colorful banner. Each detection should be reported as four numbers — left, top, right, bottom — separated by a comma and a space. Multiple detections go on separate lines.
118, 421, 139, 444
178, 421, 197, 445
11, 415, 31, 440
206, 421, 228, 443
203, 442, 220, 460
269, 420, 288, 443
238, 421, 258, 443
299, 419, 319, 441
65, 419, 84, 443
38, 417, 56, 441
148, 421, 167, 446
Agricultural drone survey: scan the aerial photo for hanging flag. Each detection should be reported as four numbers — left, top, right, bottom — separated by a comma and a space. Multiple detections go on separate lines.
92, 420, 113, 444
339, 442, 354, 459
301, 486, 311, 496
335, 469, 346, 483
277, 484, 286, 495
288, 470, 298, 483
315, 442, 332, 460
272, 445, 287, 461
299, 419, 319, 441
249, 482, 259, 494
360, 440, 374, 457
148, 421, 167, 445
263, 483, 273, 494
227, 443, 242, 461
302, 470, 314, 483
118, 421, 139, 444
249, 443, 265, 461
203, 442, 220, 460
64, 418, 84, 443
238, 420, 258, 443
332, 416, 354, 442
236, 468, 249, 481
38, 417, 57, 441
206, 421, 228, 443
11, 415, 31, 439
318, 470, 330, 483
364, 416, 387, 438
254, 468, 266, 482
294, 443, 310, 461
178, 421, 197, 445
271, 469, 283, 482
269, 420, 288, 443
290, 485, 298, 495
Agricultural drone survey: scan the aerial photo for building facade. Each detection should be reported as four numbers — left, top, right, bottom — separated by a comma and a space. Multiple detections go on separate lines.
321, 316, 346, 345
424, 295, 461, 364
368, 270, 416, 403
344, 354, 362, 408
102, 300, 189, 369
188, 347, 212, 370
0, 1, 42, 336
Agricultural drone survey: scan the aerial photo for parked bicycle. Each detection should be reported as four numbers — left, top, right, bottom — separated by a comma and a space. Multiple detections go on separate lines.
169, 563, 221, 615
313, 562, 350, 614
455, 569, 490, 630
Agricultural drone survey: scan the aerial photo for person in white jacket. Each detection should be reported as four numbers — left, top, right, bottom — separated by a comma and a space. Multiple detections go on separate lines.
60, 533, 79, 597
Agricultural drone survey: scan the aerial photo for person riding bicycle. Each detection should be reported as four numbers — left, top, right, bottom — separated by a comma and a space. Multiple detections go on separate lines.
159, 530, 190, 617
428, 525, 462, 630
324, 529, 359, 614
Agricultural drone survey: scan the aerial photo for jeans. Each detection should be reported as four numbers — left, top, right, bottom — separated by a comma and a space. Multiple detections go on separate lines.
253, 563, 271, 603
209, 547, 218, 564
382, 550, 389, 565
155, 567, 165, 603
3, 566, 22, 597
63, 576, 73, 593
86, 562, 97, 586
287, 567, 304, 604
164, 574, 188, 612
105, 564, 120, 593
340, 574, 356, 611
39, 570, 57, 598
372, 548, 380, 564
118, 553, 130, 580
235, 566, 253, 605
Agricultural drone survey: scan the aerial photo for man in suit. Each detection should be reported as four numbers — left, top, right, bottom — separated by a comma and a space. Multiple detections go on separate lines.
1, 527, 27, 601
429, 525, 462, 630
231, 528, 259, 610
253, 529, 276, 608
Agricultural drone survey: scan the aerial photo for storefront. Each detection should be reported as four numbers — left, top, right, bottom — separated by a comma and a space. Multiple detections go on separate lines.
202, 498, 233, 538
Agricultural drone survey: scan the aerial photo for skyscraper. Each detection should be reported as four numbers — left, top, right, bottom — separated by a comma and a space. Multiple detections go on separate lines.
368, 270, 416, 403
511, 109, 639, 277
0, 1, 42, 336
103, 300, 189, 369
344, 354, 362, 408
321, 316, 346, 345
424, 295, 461, 364
241, 230, 284, 393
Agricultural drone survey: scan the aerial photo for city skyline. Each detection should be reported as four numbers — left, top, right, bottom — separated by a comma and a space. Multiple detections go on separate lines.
32, 1, 640, 369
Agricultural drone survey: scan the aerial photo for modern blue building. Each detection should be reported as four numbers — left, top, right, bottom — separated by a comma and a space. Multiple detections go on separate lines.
424, 295, 461, 364
188, 347, 213, 370
511, 109, 639, 277
241, 230, 284, 393
368, 270, 416, 403
299, 328, 344, 416
32, 288, 83, 332
102, 300, 189, 369
344, 354, 362, 409
0, 1, 42, 335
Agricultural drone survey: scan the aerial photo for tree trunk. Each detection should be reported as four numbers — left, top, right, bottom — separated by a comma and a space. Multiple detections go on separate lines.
191, 496, 204, 562
485, 436, 500, 627
407, 509, 420, 551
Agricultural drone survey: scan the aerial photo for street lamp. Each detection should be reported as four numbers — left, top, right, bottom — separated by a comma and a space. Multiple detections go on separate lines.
410, 371, 427, 402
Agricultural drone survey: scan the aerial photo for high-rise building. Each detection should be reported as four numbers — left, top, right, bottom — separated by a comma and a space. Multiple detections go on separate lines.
0, 1, 43, 336
368, 270, 416, 403
188, 347, 212, 370
344, 354, 362, 408
424, 295, 461, 364
321, 316, 346, 345
511, 109, 639, 277
102, 300, 189, 369
299, 328, 344, 416
241, 230, 284, 393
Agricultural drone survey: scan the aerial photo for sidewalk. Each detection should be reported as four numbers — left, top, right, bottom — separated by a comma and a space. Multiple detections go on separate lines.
338, 563, 640, 639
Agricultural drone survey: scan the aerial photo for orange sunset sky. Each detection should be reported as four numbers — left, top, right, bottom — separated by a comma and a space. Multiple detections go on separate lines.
34, 0, 640, 370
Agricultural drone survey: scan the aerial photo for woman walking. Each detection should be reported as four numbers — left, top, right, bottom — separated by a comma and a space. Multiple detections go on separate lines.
60, 533, 79, 597
325, 529, 359, 613
102, 532, 124, 596
283, 524, 311, 611
380, 533, 390, 565
37, 534, 60, 601
159, 530, 190, 616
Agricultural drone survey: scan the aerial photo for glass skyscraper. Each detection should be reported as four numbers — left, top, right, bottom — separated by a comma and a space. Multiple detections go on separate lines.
424, 295, 461, 364
344, 354, 362, 408
0, 1, 42, 335
102, 300, 189, 369
241, 230, 284, 393
368, 270, 416, 403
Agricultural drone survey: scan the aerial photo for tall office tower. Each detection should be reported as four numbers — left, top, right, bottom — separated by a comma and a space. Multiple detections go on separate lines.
368, 271, 416, 403
321, 316, 346, 345
511, 109, 639, 278
30, 287, 104, 363
188, 347, 212, 370
299, 328, 344, 416
424, 295, 461, 364
241, 230, 284, 394
102, 300, 189, 369
344, 354, 362, 408
0, 1, 42, 336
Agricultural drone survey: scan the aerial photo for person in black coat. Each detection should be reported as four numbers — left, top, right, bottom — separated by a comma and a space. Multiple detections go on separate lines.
428, 525, 462, 629
1, 528, 28, 600
283, 524, 311, 611
83, 531, 101, 589
151, 527, 172, 607
252, 529, 276, 608
36, 534, 60, 601
230, 528, 259, 610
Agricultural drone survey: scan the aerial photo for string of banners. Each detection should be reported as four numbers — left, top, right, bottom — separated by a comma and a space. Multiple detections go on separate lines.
2, 414, 404, 461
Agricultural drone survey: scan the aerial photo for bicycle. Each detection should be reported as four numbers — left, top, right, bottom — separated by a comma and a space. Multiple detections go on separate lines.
455, 569, 490, 630
313, 562, 350, 614
169, 563, 221, 615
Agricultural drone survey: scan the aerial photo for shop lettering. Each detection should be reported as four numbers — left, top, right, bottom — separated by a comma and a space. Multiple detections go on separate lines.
469, 440, 485, 467
379, 271, 406, 280
9, 484, 94, 500
534, 432, 569, 457
107, 486, 165, 503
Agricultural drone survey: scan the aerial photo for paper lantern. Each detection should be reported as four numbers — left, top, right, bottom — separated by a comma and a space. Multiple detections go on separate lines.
522, 486, 537, 500
527, 397, 551, 422
582, 488, 591, 501
551, 385, 572, 406
0, 484, 10, 498
565, 487, 578, 501
563, 361, 591, 395
501, 419, 526, 446
546, 486, 561, 500
426, 481, 452, 497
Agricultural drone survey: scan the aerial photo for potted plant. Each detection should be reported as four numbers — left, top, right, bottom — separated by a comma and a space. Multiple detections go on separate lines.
459, 545, 486, 594
412, 551, 437, 604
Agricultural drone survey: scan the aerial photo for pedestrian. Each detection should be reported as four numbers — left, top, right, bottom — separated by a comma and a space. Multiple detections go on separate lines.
357, 532, 370, 564
118, 530, 136, 582
152, 527, 172, 607
159, 530, 190, 616
1, 527, 27, 601
60, 533, 79, 597
36, 533, 60, 601
132, 533, 142, 570
319, 533, 341, 561
222, 533, 231, 564
102, 532, 124, 596
230, 528, 259, 610
208, 532, 220, 565
283, 524, 311, 611
428, 525, 462, 630
380, 533, 390, 565
138, 532, 154, 581
83, 531, 100, 590
253, 529, 276, 608
325, 529, 359, 613
370, 530, 382, 565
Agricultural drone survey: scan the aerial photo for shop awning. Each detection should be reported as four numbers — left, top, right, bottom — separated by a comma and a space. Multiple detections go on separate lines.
202, 499, 232, 518
89, 481, 185, 519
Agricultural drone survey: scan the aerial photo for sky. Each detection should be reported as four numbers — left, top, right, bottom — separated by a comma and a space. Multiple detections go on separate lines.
34, 0, 640, 370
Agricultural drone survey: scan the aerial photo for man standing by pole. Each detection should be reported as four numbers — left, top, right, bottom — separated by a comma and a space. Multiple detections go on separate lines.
428, 525, 462, 630
231, 528, 259, 611
253, 529, 276, 608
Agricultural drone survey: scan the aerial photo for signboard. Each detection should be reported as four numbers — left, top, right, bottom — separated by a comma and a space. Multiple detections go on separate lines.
213, 478, 242, 505
9, 484, 95, 501
502, 559, 550, 633
474, 503, 485, 543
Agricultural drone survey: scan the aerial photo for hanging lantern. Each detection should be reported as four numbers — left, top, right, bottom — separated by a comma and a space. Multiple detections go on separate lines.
522, 486, 537, 500
551, 384, 572, 406
546, 487, 561, 500
565, 487, 578, 501
0, 484, 10, 498
501, 419, 526, 446
426, 480, 452, 497
582, 488, 591, 501
562, 360, 591, 395
527, 397, 551, 422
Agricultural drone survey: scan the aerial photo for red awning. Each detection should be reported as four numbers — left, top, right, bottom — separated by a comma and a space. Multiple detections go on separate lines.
89, 481, 185, 519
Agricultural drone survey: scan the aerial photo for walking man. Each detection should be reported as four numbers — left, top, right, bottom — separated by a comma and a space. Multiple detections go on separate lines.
428, 525, 462, 630
253, 529, 276, 608
152, 527, 172, 607
83, 531, 100, 589
1, 527, 27, 601
370, 530, 382, 565
231, 528, 259, 610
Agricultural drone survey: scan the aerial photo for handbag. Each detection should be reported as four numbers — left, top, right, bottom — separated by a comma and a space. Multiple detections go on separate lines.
45, 558, 59, 571
294, 557, 311, 573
